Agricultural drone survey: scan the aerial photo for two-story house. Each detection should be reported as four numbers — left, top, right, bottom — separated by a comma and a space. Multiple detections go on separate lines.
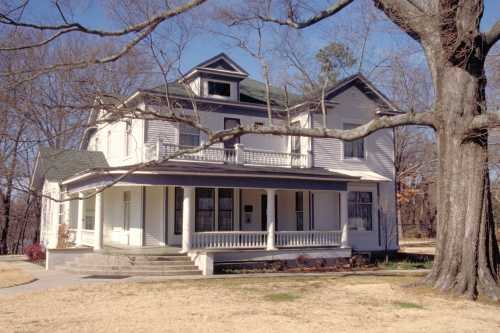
32, 53, 401, 275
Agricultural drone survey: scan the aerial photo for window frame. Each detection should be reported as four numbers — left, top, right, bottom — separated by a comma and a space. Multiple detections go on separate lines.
195, 188, 215, 232
174, 187, 183, 235
290, 121, 302, 154
218, 188, 234, 231
178, 122, 201, 147
207, 80, 232, 98
123, 191, 131, 231
124, 120, 133, 157
342, 122, 365, 160
295, 191, 304, 231
347, 191, 373, 232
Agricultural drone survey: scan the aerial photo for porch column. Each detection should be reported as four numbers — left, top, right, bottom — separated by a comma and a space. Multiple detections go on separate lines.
76, 192, 85, 246
181, 186, 195, 253
94, 191, 103, 250
266, 189, 277, 250
340, 191, 349, 248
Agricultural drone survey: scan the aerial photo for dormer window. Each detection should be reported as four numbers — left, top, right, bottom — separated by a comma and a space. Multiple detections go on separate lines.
208, 81, 231, 97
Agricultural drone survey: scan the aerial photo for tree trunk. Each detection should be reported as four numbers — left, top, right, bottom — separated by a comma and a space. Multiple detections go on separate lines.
425, 66, 500, 300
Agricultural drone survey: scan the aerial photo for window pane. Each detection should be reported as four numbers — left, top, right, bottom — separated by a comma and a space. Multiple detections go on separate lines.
208, 81, 231, 96
218, 189, 233, 231
343, 123, 364, 158
196, 188, 214, 232
179, 123, 200, 147
175, 187, 183, 235
348, 191, 373, 231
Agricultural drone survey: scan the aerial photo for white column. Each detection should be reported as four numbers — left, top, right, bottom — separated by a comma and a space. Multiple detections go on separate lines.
76, 192, 85, 246
340, 191, 349, 248
235, 143, 245, 164
181, 186, 195, 253
94, 191, 103, 250
266, 189, 277, 250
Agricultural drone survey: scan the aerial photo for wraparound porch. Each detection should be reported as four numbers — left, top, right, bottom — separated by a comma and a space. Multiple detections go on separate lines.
65, 187, 351, 252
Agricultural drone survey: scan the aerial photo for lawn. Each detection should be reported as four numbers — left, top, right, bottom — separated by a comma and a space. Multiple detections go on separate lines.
0, 262, 35, 289
1, 274, 499, 332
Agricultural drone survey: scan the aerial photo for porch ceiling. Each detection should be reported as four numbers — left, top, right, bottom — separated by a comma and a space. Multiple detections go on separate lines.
63, 161, 357, 193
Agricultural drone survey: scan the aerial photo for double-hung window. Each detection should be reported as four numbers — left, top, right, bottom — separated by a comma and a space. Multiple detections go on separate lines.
125, 120, 133, 156
179, 123, 200, 147
174, 187, 183, 235
348, 192, 373, 231
195, 188, 215, 232
291, 121, 301, 154
123, 191, 131, 231
343, 123, 365, 159
218, 189, 234, 231
295, 192, 304, 231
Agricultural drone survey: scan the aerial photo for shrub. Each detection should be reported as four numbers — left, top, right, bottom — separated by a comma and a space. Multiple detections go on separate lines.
24, 243, 46, 261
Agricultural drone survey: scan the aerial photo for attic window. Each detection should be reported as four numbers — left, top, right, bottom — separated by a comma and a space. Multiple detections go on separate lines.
208, 81, 231, 97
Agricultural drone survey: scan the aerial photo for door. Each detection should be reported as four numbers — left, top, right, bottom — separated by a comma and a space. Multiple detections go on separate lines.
261, 194, 278, 231
224, 118, 241, 149
144, 187, 165, 246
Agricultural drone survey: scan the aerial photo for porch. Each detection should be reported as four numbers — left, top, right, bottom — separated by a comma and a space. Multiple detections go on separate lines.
66, 187, 350, 252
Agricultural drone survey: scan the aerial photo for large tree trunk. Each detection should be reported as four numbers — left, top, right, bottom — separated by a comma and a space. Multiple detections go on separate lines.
425, 66, 500, 300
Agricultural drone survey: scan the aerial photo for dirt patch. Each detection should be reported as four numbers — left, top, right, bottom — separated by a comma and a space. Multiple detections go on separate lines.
0, 262, 35, 288
0, 275, 498, 332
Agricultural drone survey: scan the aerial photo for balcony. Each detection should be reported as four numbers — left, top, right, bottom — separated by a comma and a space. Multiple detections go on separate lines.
144, 140, 311, 168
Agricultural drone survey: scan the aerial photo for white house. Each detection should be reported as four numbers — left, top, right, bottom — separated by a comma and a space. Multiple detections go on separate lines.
32, 53, 401, 275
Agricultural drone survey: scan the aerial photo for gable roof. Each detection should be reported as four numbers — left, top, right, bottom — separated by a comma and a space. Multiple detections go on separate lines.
31, 148, 109, 190
324, 74, 402, 114
183, 52, 249, 80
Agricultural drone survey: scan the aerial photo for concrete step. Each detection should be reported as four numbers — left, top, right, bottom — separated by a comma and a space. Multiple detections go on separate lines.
62, 264, 199, 271
78, 254, 191, 262
61, 267, 202, 276
73, 258, 193, 266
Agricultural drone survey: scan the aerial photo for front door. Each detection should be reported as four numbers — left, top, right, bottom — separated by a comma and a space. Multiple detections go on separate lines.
261, 194, 278, 231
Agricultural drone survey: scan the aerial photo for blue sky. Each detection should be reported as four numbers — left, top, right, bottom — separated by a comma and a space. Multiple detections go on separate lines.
25, 0, 500, 81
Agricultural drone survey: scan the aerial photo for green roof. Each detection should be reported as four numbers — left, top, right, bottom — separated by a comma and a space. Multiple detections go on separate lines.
32, 148, 109, 188
149, 78, 303, 107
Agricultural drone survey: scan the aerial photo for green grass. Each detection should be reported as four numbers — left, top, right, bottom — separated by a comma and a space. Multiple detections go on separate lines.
393, 301, 424, 309
264, 292, 301, 302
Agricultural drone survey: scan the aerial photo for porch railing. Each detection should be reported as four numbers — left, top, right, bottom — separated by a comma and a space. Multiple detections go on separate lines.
144, 141, 310, 168
80, 229, 95, 247
191, 230, 341, 249
192, 231, 267, 249
275, 230, 341, 247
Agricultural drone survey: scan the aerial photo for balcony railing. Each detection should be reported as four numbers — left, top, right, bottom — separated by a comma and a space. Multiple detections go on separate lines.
144, 141, 311, 168
190, 230, 341, 250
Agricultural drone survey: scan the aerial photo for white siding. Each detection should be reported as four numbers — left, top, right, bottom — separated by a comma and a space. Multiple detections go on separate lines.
144, 186, 165, 246
40, 181, 61, 249
312, 86, 395, 180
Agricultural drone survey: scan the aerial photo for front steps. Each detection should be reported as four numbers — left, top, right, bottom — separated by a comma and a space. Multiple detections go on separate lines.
58, 252, 202, 277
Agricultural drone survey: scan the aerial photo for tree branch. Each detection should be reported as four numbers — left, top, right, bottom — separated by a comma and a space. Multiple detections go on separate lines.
0, 0, 206, 51
257, 0, 354, 29
483, 20, 500, 53
469, 112, 500, 131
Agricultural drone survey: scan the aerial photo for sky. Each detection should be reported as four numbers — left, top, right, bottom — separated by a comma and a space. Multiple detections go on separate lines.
23, 0, 500, 82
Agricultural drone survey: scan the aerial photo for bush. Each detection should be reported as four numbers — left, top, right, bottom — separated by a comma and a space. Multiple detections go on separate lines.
24, 243, 46, 261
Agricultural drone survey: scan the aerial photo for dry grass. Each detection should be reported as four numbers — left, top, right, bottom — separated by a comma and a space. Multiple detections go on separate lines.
0, 262, 35, 289
1, 274, 499, 332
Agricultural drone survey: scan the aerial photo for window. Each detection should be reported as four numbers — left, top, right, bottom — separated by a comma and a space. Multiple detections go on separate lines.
84, 196, 95, 230
125, 120, 133, 156
208, 81, 231, 97
224, 118, 240, 149
195, 188, 215, 232
343, 123, 365, 159
254, 122, 264, 127
291, 121, 301, 154
295, 192, 304, 231
123, 191, 131, 231
174, 187, 183, 235
94, 135, 99, 151
106, 130, 112, 156
179, 123, 200, 147
218, 189, 234, 231
348, 192, 373, 231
